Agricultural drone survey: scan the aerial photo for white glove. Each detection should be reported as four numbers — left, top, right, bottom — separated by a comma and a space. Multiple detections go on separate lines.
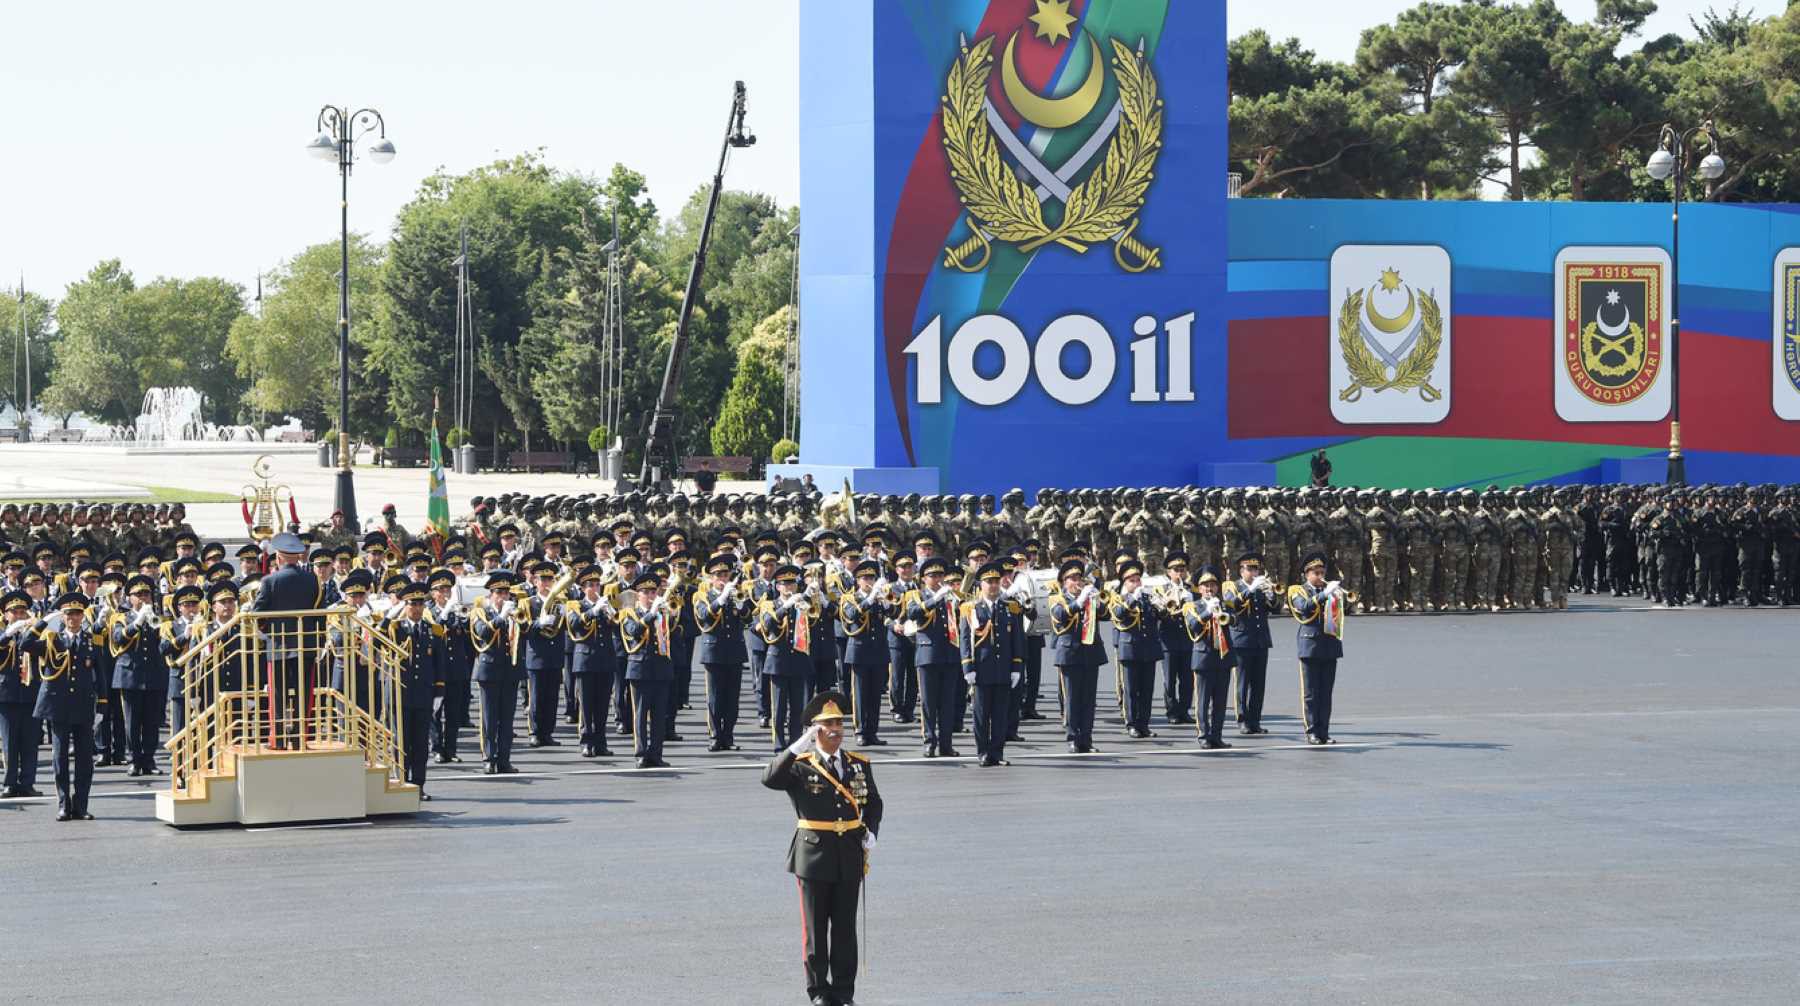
357, 604, 374, 620
787, 723, 819, 756
964, 671, 976, 685
1204, 597, 1221, 616
1010, 672, 1021, 688
1250, 575, 1270, 592
898, 620, 918, 637
1325, 580, 1342, 596
862, 832, 876, 852
134, 606, 153, 626
2, 620, 27, 638
536, 612, 555, 628
1074, 585, 1096, 606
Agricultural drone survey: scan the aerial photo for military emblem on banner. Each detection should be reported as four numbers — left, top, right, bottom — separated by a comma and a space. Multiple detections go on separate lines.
1327, 245, 1451, 424
1773, 249, 1800, 421
939, 0, 1163, 274
1553, 247, 1671, 423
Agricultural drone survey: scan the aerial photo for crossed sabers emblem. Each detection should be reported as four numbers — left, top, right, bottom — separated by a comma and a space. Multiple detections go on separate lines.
1581, 290, 1646, 379
939, 31, 1163, 274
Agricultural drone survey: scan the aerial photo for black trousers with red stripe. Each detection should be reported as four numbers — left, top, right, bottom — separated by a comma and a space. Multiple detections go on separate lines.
798, 874, 860, 1002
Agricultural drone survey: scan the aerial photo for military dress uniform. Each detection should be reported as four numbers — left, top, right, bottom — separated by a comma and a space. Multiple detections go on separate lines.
836, 559, 891, 747
1180, 568, 1235, 748
694, 557, 752, 751
0, 590, 44, 797
562, 572, 614, 758
383, 586, 444, 795
428, 572, 474, 762
108, 576, 167, 776
1221, 555, 1275, 735
1287, 554, 1346, 744
1108, 561, 1160, 739
470, 573, 522, 774
519, 564, 569, 747
619, 571, 675, 768
757, 565, 816, 752
1047, 561, 1106, 753
884, 562, 919, 724
761, 692, 883, 1006
34, 594, 103, 819
901, 557, 961, 758
959, 562, 1023, 766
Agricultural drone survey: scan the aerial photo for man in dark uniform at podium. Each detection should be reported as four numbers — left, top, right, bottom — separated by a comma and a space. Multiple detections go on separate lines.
762, 691, 883, 1006
250, 532, 321, 749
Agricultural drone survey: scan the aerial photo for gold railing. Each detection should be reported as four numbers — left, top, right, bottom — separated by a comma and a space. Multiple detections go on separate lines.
165, 608, 412, 799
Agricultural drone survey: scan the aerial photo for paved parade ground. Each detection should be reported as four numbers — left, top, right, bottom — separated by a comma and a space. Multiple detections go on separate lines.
6, 596, 1797, 1004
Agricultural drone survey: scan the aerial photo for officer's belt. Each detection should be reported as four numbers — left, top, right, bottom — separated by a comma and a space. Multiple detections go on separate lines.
795, 818, 863, 834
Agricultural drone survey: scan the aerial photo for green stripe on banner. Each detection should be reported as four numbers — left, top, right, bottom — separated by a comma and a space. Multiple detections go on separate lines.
973, 0, 1168, 315
1270, 437, 1663, 489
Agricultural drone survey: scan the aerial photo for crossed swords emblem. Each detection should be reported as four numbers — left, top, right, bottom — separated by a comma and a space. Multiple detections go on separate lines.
943, 36, 1160, 274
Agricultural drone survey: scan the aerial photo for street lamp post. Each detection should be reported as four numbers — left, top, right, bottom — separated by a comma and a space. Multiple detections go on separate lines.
1644, 120, 1724, 487
308, 105, 395, 528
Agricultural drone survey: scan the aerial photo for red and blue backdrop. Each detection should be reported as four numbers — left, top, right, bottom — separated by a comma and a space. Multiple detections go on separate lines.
790, 0, 1800, 494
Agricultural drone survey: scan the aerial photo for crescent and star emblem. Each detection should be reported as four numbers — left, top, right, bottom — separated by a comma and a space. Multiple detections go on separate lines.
939, 0, 1163, 274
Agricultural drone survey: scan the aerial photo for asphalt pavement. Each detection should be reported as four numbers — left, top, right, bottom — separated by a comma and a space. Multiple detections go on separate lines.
4, 594, 1797, 1004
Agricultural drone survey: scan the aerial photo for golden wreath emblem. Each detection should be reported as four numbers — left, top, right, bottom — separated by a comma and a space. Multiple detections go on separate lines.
1336, 285, 1445, 403
939, 32, 1163, 274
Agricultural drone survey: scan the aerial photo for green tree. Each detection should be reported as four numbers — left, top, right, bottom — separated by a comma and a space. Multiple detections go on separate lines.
224, 236, 389, 438
1228, 31, 1404, 197
376, 152, 599, 439
1355, 1, 1498, 197
129, 276, 246, 420
0, 287, 55, 419
42, 261, 144, 424
1453, 0, 1568, 200
710, 306, 788, 463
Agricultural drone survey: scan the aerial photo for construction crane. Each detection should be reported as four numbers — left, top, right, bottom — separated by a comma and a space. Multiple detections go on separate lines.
639, 80, 756, 487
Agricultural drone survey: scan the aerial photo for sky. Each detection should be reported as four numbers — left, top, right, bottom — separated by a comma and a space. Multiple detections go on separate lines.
2, 0, 1783, 299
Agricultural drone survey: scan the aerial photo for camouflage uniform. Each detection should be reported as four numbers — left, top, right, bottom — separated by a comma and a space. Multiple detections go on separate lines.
1541, 493, 1579, 610
1396, 493, 1437, 612
1362, 496, 1398, 613
1255, 494, 1293, 590
1465, 496, 1503, 611
1501, 500, 1539, 610
1435, 497, 1471, 612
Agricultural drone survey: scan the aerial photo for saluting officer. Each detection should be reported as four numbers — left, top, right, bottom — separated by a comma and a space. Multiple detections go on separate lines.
1287, 553, 1348, 745
1221, 551, 1276, 736
693, 551, 751, 752
762, 691, 883, 1006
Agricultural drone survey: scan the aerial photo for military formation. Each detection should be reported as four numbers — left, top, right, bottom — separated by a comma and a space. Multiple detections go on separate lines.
1, 480, 1793, 820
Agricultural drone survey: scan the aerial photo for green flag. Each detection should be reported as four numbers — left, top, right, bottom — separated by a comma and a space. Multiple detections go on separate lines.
427, 414, 450, 536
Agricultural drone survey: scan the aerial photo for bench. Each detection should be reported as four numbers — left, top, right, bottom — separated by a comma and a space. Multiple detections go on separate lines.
0, 428, 21, 443
681, 455, 753, 474
39, 429, 84, 443
507, 450, 573, 473
381, 447, 428, 468
277, 430, 315, 443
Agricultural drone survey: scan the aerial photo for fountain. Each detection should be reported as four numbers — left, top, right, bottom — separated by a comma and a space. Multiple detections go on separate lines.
135, 387, 208, 443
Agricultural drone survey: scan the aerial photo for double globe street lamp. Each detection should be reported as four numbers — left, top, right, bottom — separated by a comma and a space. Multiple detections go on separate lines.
1644, 120, 1724, 487
307, 106, 395, 528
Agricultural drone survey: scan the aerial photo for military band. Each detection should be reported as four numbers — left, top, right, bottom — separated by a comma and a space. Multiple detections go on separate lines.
3, 479, 1795, 821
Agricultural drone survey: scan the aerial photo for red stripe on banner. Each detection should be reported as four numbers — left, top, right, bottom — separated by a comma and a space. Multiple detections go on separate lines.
880, 2, 1074, 464
1227, 316, 1800, 454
